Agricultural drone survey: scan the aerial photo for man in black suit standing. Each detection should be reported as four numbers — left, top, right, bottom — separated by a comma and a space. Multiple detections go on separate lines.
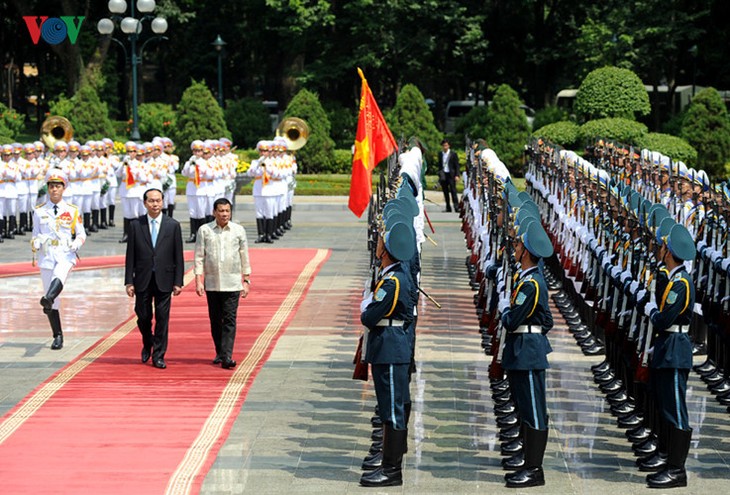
437, 139, 460, 212
125, 188, 184, 369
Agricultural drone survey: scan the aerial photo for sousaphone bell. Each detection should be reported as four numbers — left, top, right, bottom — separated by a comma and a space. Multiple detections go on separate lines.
276, 117, 309, 150
41, 116, 74, 149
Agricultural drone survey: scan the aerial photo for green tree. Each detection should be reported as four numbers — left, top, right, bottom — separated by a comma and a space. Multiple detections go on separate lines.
455, 105, 490, 145
386, 84, 441, 165
283, 88, 335, 173
173, 80, 230, 161
0, 102, 24, 139
138, 103, 176, 141
575, 66, 650, 120
532, 106, 569, 132
680, 87, 730, 177
485, 84, 530, 175
225, 98, 271, 149
49, 84, 115, 141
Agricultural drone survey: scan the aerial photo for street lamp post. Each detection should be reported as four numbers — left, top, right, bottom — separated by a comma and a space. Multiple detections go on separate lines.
212, 35, 227, 108
98, 0, 168, 141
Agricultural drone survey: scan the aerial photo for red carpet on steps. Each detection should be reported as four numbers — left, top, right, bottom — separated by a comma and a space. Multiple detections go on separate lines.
0, 247, 330, 495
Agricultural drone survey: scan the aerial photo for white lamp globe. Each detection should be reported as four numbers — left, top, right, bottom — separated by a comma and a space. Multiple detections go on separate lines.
151, 17, 168, 34
120, 17, 140, 34
137, 0, 156, 13
108, 0, 127, 14
97, 18, 115, 35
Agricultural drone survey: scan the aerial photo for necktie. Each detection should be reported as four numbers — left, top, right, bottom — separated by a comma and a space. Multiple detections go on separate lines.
151, 219, 158, 248
53, 205, 58, 216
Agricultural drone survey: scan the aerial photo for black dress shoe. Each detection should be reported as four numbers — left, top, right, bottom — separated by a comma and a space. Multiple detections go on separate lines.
212, 355, 222, 364
583, 343, 606, 356
633, 436, 657, 456
611, 401, 635, 416
637, 451, 667, 472
627, 426, 652, 442
361, 450, 382, 470
608, 389, 629, 404
647, 467, 687, 488
501, 452, 525, 470
499, 423, 521, 441
153, 359, 167, 369
500, 438, 523, 456
221, 359, 237, 369
497, 412, 519, 428
710, 379, 730, 395
617, 412, 643, 428
495, 402, 516, 416
505, 467, 545, 488
51, 335, 63, 350
141, 347, 151, 363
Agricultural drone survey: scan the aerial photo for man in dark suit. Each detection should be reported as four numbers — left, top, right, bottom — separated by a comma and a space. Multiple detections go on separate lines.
437, 139, 460, 212
125, 188, 184, 369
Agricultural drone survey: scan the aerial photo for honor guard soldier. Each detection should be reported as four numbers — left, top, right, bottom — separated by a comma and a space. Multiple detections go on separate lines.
359, 217, 416, 488
31, 170, 86, 349
641, 223, 696, 489
498, 220, 554, 489
0, 144, 21, 240
181, 140, 208, 243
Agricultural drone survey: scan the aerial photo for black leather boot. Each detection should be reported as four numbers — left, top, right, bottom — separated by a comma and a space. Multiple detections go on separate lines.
90, 210, 99, 232
360, 425, 406, 487
186, 218, 198, 243
254, 218, 266, 243
0, 219, 4, 243
99, 208, 108, 229
3, 217, 14, 238
167, 204, 175, 218
48, 309, 63, 350
9, 216, 20, 236
646, 427, 691, 488
108, 204, 116, 226
119, 218, 129, 243
505, 424, 548, 488
83, 212, 92, 234
40, 278, 64, 314
264, 219, 275, 243
17, 213, 27, 235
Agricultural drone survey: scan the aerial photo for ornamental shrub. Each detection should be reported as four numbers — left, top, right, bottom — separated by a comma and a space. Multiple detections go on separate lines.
67, 85, 115, 140
575, 66, 651, 120
282, 88, 336, 173
325, 102, 357, 149
680, 87, 730, 178
455, 104, 489, 144
533, 121, 581, 149
532, 106, 569, 132
0, 102, 24, 138
225, 98, 271, 149
173, 80, 230, 161
485, 84, 531, 176
578, 118, 648, 146
333, 148, 353, 173
138, 103, 176, 142
386, 84, 441, 166
635, 133, 697, 166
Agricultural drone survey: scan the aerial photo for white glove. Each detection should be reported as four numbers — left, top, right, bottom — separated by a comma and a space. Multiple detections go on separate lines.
360, 292, 373, 313
32, 238, 42, 251
70, 238, 83, 253
635, 289, 647, 304
620, 270, 632, 284
644, 301, 657, 317
498, 297, 510, 314
629, 281, 640, 294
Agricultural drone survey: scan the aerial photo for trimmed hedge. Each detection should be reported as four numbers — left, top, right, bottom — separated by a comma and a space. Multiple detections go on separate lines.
578, 118, 648, 146
533, 121, 581, 149
634, 133, 697, 165
575, 66, 651, 120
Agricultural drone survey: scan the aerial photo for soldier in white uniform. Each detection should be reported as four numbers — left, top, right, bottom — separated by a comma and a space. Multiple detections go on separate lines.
161, 137, 179, 218
101, 138, 119, 228
31, 170, 86, 349
181, 140, 208, 242
0, 144, 20, 240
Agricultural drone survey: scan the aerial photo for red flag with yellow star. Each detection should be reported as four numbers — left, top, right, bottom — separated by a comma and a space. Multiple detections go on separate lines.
348, 68, 396, 217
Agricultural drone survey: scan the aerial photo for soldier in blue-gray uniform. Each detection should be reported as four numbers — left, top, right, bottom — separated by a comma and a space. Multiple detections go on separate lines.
498, 221, 554, 489
641, 223, 696, 489
359, 219, 415, 488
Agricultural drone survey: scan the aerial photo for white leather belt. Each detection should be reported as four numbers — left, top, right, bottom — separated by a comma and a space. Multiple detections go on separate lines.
665, 325, 688, 334
513, 325, 539, 334
376, 318, 404, 327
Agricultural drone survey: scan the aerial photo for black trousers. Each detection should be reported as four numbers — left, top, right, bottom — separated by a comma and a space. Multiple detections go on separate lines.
135, 277, 172, 360
206, 291, 240, 360
439, 173, 458, 210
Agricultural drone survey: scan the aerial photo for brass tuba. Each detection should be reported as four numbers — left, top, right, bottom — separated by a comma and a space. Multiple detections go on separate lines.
276, 117, 309, 150
41, 116, 74, 149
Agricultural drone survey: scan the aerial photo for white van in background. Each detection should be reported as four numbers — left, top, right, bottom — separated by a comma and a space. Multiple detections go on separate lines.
444, 100, 535, 133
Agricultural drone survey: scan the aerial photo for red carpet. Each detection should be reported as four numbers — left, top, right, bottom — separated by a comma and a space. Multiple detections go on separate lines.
0, 248, 330, 495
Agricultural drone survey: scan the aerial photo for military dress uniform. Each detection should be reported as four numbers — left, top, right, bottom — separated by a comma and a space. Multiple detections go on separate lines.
643, 223, 696, 489
359, 219, 416, 488
31, 170, 86, 349
499, 221, 554, 489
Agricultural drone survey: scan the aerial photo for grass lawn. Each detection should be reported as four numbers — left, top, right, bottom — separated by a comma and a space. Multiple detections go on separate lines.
227, 174, 526, 196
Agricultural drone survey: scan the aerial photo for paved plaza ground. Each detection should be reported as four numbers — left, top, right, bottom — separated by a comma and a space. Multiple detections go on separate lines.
1, 191, 728, 494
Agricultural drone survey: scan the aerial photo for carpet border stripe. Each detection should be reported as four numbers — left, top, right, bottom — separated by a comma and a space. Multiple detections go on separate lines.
165, 248, 329, 495
0, 270, 196, 446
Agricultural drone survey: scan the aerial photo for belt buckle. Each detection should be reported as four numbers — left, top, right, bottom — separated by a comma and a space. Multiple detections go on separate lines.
51, 239, 59, 246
